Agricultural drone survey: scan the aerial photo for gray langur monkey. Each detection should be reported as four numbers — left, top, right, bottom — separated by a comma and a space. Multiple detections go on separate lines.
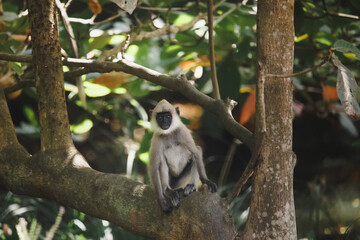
149, 99, 217, 213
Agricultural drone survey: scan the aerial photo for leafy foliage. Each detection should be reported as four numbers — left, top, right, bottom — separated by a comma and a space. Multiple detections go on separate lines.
1, 0, 360, 239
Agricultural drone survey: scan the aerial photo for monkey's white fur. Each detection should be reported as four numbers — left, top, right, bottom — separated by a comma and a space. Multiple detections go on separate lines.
149, 99, 212, 212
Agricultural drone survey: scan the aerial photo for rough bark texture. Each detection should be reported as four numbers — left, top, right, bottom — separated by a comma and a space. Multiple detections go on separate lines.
28, 0, 72, 151
241, 0, 297, 239
0, 1, 238, 239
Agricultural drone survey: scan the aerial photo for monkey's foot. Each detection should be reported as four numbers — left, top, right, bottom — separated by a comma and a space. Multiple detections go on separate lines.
159, 198, 173, 213
164, 187, 181, 208
184, 183, 196, 196
201, 178, 217, 193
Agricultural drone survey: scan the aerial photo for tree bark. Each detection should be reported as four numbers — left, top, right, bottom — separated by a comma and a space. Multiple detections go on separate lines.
28, 0, 72, 151
241, 0, 297, 239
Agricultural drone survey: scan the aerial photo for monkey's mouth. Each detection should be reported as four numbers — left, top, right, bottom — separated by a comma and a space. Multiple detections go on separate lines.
160, 125, 171, 130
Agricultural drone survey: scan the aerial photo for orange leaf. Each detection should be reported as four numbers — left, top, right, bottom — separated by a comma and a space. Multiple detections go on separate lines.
10, 34, 29, 42
239, 90, 256, 125
93, 71, 130, 89
180, 60, 197, 70
0, 20, 6, 32
173, 103, 204, 130
179, 55, 222, 70
88, 0, 102, 15
322, 85, 338, 100
0, 74, 22, 99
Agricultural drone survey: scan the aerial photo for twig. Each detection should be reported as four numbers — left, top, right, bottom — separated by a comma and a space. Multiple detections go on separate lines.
214, 0, 249, 26
303, 0, 359, 20
68, 12, 126, 25
207, 0, 221, 100
65, 0, 73, 9
98, 12, 207, 60
56, 0, 87, 109
137, 5, 190, 11
120, 34, 131, 59
56, 0, 78, 57
218, 138, 241, 187
266, 49, 333, 78
44, 206, 65, 240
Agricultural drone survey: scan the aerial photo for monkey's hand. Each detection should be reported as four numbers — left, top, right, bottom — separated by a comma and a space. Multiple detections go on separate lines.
184, 183, 196, 196
164, 187, 182, 209
201, 178, 217, 193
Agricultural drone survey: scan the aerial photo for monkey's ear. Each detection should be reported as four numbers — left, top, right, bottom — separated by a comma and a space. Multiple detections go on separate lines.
175, 107, 180, 115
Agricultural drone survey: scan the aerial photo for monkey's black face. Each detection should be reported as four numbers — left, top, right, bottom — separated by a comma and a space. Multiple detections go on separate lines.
156, 112, 172, 130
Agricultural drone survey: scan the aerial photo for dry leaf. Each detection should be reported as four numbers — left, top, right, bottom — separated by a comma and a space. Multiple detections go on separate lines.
88, 0, 102, 15
239, 89, 256, 124
333, 54, 360, 119
93, 71, 131, 89
110, 0, 137, 14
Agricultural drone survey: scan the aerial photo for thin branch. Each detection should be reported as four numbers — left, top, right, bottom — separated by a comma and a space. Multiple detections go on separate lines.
218, 138, 241, 187
0, 52, 254, 147
266, 49, 333, 78
303, 0, 359, 20
0, 53, 33, 62
4, 80, 35, 94
68, 12, 126, 25
56, 0, 86, 109
98, 12, 207, 60
214, 0, 249, 26
56, 0, 78, 57
65, 0, 73, 9
207, 0, 221, 100
137, 5, 190, 11
228, 62, 266, 202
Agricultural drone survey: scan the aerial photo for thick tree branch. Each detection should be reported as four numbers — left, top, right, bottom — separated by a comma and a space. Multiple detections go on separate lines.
0, 53, 254, 147
28, 0, 72, 151
0, 87, 20, 149
0, 147, 237, 239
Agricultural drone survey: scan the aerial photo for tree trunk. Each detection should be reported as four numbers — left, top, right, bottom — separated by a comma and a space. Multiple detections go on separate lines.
241, 0, 297, 239
28, 0, 72, 151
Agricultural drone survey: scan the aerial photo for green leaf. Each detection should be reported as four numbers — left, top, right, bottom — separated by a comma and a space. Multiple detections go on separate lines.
23, 106, 38, 127
71, 119, 93, 134
112, 87, 127, 94
138, 130, 153, 164
173, 14, 194, 26
8, 62, 23, 75
333, 39, 360, 60
332, 54, 360, 119
83, 81, 111, 97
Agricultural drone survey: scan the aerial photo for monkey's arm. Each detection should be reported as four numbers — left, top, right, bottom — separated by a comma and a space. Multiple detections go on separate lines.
149, 144, 173, 212
194, 148, 217, 193
181, 130, 217, 193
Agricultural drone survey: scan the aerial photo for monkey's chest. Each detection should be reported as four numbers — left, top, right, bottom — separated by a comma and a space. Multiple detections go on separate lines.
164, 144, 191, 177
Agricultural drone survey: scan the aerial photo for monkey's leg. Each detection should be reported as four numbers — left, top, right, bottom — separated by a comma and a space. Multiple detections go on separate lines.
158, 162, 176, 212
